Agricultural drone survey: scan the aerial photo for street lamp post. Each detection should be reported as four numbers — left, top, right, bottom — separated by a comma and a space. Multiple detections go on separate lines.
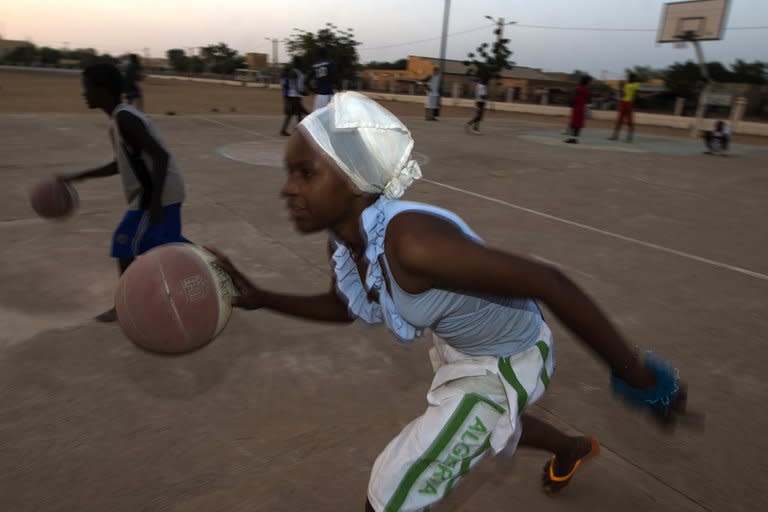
484, 15, 516, 55
483, 15, 516, 101
264, 37, 278, 68
437, 0, 451, 96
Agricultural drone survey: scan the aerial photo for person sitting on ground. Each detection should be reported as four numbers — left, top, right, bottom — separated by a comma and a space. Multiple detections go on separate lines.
702, 120, 731, 155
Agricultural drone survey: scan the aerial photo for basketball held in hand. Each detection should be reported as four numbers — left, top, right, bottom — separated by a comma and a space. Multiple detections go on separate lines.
115, 244, 236, 354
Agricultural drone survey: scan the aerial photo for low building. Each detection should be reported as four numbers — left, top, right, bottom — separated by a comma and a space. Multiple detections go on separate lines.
0, 38, 33, 58
362, 55, 572, 103
245, 52, 268, 70
143, 57, 169, 71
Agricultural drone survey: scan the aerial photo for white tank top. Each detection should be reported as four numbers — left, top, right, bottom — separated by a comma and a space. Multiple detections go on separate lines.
110, 104, 185, 209
332, 197, 544, 357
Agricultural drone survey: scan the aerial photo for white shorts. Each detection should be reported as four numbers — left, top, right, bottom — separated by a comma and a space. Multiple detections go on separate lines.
367, 323, 555, 512
314, 94, 333, 110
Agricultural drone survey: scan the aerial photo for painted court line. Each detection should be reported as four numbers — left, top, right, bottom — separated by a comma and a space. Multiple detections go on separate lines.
198, 116, 767, 282
198, 116, 263, 137
423, 179, 768, 282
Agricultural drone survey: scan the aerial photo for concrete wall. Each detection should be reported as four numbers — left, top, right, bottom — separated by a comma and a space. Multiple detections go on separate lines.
363, 90, 768, 136
147, 74, 768, 137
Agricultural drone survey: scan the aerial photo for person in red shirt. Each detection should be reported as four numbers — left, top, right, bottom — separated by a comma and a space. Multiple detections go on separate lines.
565, 75, 592, 143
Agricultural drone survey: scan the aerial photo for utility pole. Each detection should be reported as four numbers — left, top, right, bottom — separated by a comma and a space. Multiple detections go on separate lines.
186, 47, 196, 76
437, 0, 451, 97
485, 15, 515, 51
485, 15, 504, 46
687, 31, 712, 137
483, 15, 515, 101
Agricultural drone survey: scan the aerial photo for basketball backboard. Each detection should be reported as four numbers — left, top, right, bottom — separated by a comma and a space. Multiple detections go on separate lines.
657, 0, 731, 42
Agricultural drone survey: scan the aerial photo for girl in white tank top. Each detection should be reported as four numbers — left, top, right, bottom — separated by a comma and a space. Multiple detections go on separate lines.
208, 92, 689, 512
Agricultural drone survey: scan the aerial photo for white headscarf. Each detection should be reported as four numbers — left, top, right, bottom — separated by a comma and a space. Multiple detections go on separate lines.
298, 91, 422, 199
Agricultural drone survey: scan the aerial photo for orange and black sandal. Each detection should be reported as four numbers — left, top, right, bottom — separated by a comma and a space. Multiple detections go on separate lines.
541, 437, 601, 495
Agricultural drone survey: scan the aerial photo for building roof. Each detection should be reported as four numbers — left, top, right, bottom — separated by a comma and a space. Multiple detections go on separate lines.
0, 39, 32, 50
414, 56, 569, 82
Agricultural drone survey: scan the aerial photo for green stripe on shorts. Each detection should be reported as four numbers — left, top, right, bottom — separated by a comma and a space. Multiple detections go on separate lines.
498, 356, 528, 413
384, 393, 503, 512
535, 340, 551, 388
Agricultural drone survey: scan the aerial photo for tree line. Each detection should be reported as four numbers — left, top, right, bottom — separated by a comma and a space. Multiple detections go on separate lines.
606, 61, 766, 99
0, 42, 248, 76
3, 36, 765, 102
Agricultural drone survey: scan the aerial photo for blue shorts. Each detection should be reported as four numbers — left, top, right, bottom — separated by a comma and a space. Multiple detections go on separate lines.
111, 203, 189, 259
125, 89, 142, 100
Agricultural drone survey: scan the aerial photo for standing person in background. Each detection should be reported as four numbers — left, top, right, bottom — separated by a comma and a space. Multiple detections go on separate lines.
422, 65, 441, 121
565, 75, 592, 144
465, 77, 488, 134
308, 47, 337, 111
608, 73, 641, 142
124, 54, 144, 112
280, 56, 309, 136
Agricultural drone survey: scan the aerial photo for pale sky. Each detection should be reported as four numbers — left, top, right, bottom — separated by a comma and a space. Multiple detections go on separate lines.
1, 0, 766, 77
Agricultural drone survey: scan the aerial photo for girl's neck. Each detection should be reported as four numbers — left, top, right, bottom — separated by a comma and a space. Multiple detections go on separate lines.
103, 100, 121, 117
332, 195, 380, 257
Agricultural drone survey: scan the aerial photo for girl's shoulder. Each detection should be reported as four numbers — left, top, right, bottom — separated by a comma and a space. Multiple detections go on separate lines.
374, 198, 483, 245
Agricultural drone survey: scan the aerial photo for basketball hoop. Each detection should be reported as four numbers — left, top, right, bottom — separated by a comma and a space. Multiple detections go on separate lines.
657, 0, 730, 43
657, 1, 732, 137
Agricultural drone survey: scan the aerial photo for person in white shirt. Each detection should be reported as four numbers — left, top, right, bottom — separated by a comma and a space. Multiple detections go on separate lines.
465, 77, 489, 134
280, 57, 310, 136
702, 120, 731, 155
422, 66, 441, 121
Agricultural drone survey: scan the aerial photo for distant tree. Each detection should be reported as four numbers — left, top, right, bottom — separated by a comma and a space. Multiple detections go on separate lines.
663, 61, 703, 98
60, 48, 116, 67
188, 56, 205, 74
463, 25, 514, 99
3, 44, 36, 65
284, 23, 361, 81
38, 47, 61, 65
590, 80, 615, 99
661, 59, 767, 97
200, 42, 244, 75
625, 65, 663, 82
730, 59, 766, 84
166, 48, 187, 72
363, 59, 407, 70
568, 69, 590, 82
706, 61, 734, 82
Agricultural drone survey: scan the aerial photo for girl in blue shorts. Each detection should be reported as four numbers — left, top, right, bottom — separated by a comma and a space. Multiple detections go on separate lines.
61, 63, 188, 321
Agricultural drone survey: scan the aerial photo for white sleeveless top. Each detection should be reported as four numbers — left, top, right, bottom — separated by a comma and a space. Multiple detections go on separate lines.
110, 104, 185, 209
332, 196, 543, 358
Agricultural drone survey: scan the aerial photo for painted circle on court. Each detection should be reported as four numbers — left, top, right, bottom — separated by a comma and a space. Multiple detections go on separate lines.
217, 141, 286, 168
218, 141, 431, 170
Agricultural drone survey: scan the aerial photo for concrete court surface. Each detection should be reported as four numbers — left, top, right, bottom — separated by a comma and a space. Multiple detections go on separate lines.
1, 109, 767, 512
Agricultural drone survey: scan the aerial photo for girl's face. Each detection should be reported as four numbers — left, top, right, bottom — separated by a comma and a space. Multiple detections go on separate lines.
281, 130, 360, 233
